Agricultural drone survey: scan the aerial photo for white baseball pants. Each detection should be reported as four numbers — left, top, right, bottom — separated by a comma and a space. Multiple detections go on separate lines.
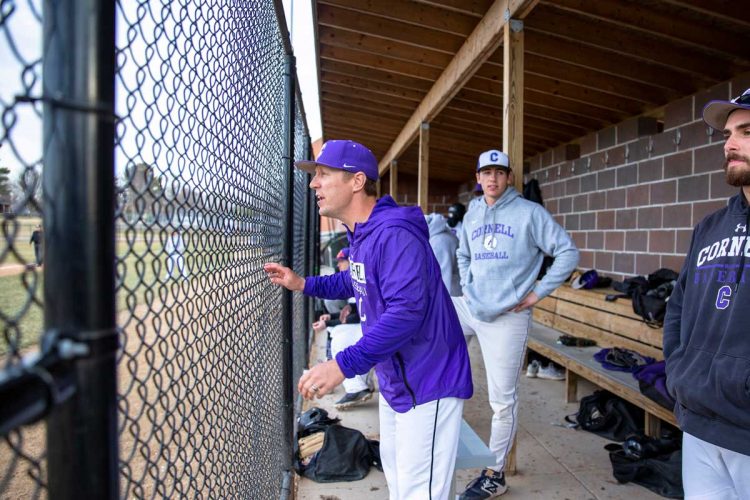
379, 395, 464, 500
452, 296, 530, 472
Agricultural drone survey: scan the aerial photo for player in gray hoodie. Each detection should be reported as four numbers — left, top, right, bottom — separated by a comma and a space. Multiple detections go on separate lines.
426, 213, 461, 296
455, 149, 579, 499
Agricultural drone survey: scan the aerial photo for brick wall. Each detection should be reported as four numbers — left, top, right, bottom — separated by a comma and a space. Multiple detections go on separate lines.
524, 72, 750, 280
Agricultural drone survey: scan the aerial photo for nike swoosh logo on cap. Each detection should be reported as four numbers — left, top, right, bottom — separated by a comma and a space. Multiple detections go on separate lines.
343, 163, 358, 169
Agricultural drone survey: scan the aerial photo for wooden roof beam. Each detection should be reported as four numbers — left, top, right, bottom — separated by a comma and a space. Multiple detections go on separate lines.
658, 0, 750, 30
320, 71, 426, 101
321, 94, 414, 119
318, 0, 478, 36
529, 4, 737, 80
322, 41, 675, 106
320, 87, 419, 113
445, 98, 607, 130
321, 59, 433, 92
410, 0, 491, 18
545, 0, 750, 62
318, 27, 452, 68
523, 31, 713, 92
377, 0, 539, 175
320, 44, 443, 82
318, 4, 465, 53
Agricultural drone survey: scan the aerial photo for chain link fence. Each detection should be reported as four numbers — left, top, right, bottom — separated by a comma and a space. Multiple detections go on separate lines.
1, 0, 315, 497
0, 0, 46, 497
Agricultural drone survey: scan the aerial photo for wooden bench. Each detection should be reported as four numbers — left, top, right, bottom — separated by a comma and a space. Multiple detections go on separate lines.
450, 419, 495, 497
527, 284, 677, 436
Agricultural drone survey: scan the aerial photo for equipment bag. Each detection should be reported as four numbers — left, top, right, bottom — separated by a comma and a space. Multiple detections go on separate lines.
295, 424, 381, 482
295, 406, 381, 483
605, 433, 683, 498
610, 268, 678, 327
566, 390, 643, 442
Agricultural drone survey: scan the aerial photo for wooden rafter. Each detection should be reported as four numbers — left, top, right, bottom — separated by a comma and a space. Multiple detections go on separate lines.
315, 0, 750, 185
376, 0, 539, 175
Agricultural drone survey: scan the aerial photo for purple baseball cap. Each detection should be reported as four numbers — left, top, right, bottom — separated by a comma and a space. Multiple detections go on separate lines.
295, 139, 379, 181
572, 269, 600, 290
703, 88, 750, 131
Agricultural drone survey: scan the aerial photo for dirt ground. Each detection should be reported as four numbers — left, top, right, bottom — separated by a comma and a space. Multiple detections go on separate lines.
1, 263, 288, 499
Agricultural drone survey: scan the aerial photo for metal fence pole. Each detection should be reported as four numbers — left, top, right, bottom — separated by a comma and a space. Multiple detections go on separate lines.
313, 144, 321, 281
280, 52, 297, 474
43, 0, 119, 498
302, 133, 312, 350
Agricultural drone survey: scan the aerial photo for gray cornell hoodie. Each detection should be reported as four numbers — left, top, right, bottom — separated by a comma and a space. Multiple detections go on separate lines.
457, 187, 579, 322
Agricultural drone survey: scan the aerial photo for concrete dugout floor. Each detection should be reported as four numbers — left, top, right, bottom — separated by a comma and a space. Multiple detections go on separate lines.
296, 330, 662, 500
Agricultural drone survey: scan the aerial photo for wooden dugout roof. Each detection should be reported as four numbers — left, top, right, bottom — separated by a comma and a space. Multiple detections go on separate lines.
312, 0, 750, 187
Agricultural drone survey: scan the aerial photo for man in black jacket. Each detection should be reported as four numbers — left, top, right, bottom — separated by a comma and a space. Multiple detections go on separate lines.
664, 88, 750, 497
29, 224, 43, 266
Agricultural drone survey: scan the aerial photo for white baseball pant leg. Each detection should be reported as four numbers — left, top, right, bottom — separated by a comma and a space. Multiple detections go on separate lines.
682, 432, 750, 499
379, 395, 464, 500
452, 296, 530, 472
329, 323, 369, 394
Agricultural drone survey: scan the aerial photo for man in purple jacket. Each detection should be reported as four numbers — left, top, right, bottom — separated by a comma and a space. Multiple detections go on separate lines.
264, 139, 473, 499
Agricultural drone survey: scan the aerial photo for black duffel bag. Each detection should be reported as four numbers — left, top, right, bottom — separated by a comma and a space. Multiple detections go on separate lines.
566, 390, 644, 442
605, 433, 683, 498
295, 407, 381, 483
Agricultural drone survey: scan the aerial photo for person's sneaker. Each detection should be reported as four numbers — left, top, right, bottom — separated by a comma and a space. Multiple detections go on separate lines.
537, 362, 565, 380
334, 389, 373, 410
459, 468, 507, 499
525, 359, 540, 378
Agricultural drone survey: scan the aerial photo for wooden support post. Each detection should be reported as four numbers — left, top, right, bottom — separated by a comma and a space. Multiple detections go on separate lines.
418, 122, 429, 212
376, 179, 381, 198
565, 369, 578, 403
503, 18, 524, 194
645, 413, 662, 437
506, 436, 518, 476
376, 0, 539, 176
389, 160, 398, 201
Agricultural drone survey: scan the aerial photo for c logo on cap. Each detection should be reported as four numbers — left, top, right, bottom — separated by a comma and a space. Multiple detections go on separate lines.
490, 151, 499, 162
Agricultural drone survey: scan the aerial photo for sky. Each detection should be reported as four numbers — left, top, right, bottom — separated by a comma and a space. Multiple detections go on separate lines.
282, 0, 323, 141
0, 0, 43, 180
0, 0, 322, 183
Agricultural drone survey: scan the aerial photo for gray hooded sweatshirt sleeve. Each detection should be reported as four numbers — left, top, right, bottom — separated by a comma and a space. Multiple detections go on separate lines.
426, 213, 461, 296
457, 187, 579, 322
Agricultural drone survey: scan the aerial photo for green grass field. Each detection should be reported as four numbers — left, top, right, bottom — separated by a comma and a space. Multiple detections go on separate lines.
0, 232, 199, 355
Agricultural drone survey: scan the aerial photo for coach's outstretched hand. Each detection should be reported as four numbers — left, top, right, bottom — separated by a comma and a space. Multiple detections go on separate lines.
264, 262, 306, 291
299, 360, 345, 400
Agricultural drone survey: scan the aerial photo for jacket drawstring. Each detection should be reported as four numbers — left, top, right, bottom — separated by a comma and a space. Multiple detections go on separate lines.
735, 207, 750, 294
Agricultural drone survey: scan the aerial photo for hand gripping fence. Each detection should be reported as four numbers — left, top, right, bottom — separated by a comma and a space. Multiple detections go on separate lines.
0, 0, 316, 498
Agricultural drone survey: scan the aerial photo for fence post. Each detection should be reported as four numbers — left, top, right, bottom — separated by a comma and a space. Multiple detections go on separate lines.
43, 0, 119, 498
280, 52, 297, 474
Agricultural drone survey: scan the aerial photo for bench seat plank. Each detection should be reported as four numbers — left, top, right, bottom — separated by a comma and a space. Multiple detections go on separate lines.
528, 321, 676, 427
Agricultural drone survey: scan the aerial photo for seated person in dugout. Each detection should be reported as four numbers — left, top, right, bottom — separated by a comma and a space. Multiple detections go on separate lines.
312, 247, 373, 410
265, 139, 472, 500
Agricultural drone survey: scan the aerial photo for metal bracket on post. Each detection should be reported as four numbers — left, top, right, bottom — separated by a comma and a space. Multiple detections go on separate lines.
510, 19, 524, 33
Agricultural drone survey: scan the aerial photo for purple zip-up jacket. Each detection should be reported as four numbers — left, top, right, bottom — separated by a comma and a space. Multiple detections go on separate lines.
303, 195, 473, 412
